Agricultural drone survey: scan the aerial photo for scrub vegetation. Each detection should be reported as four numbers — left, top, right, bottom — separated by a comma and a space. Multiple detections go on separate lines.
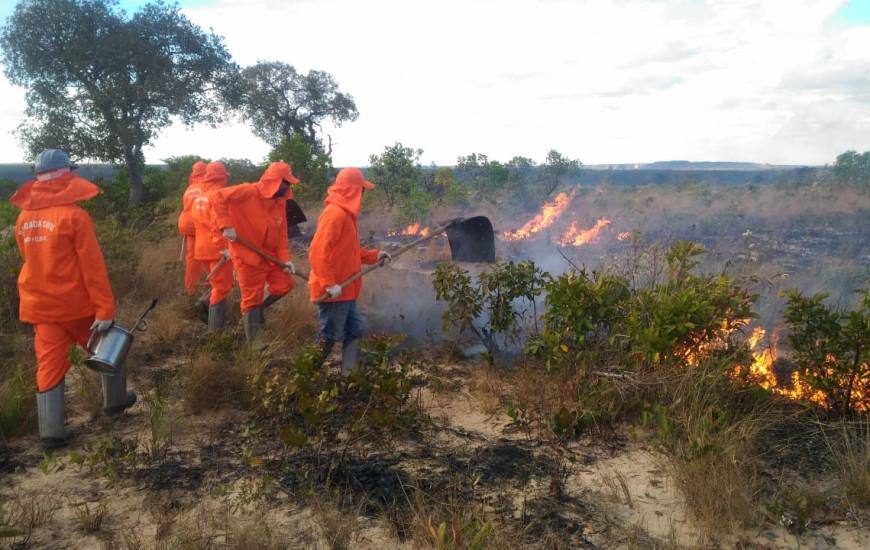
1, 151, 870, 548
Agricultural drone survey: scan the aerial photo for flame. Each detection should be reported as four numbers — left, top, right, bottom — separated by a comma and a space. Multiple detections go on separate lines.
502, 190, 575, 241
736, 325, 868, 411
618, 232, 632, 241
387, 222, 430, 237
559, 218, 611, 247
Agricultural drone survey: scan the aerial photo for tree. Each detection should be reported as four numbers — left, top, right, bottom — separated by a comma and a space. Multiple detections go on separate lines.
368, 143, 424, 211
833, 150, 870, 188
229, 61, 358, 155
455, 153, 509, 196
541, 149, 582, 198
268, 135, 333, 201
0, 0, 233, 207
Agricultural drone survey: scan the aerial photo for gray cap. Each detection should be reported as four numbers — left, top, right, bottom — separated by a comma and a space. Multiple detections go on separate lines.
34, 149, 77, 174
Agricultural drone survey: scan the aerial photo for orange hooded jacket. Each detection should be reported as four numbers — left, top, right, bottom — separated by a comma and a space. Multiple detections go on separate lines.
10, 172, 116, 324
178, 161, 207, 236
308, 167, 379, 303
210, 162, 296, 267
191, 162, 230, 261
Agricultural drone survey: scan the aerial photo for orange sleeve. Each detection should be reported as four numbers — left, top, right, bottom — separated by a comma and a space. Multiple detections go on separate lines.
361, 248, 380, 265
210, 186, 232, 231
72, 209, 116, 320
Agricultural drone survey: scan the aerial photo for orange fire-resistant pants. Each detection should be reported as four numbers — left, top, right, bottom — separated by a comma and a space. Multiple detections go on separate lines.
34, 316, 94, 392
234, 259, 293, 315
205, 257, 235, 305
184, 235, 204, 295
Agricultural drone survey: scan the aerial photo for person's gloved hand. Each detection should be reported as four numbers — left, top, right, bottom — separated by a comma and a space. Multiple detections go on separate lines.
222, 227, 237, 241
378, 250, 392, 264
90, 319, 114, 332
326, 284, 342, 299
283, 261, 296, 275
220, 248, 231, 260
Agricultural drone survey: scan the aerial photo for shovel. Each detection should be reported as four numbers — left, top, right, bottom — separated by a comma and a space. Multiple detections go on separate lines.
234, 235, 309, 281
204, 256, 228, 282
314, 216, 494, 303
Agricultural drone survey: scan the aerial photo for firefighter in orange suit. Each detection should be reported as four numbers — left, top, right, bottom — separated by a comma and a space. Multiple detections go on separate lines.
307, 167, 391, 374
10, 149, 135, 451
211, 161, 298, 343
191, 161, 235, 333
178, 161, 208, 319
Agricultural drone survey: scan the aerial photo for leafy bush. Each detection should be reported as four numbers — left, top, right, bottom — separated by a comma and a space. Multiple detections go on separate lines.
433, 259, 546, 361
530, 268, 630, 372
528, 240, 758, 374
781, 285, 870, 414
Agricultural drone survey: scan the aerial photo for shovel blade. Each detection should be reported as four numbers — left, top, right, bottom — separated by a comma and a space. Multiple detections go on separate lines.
444, 216, 495, 263
285, 199, 307, 225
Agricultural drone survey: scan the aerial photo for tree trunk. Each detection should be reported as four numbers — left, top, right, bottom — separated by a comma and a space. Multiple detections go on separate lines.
124, 144, 144, 207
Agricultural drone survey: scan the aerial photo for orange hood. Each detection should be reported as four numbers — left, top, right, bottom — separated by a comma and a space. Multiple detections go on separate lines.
324, 167, 375, 216
188, 161, 207, 187
255, 162, 299, 199
201, 161, 229, 190
9, 172, 99, 210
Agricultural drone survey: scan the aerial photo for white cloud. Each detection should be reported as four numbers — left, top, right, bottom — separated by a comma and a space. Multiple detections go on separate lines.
0, 0, 866, 167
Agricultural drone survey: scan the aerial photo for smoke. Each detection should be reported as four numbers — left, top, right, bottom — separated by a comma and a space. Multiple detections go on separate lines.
355, 180, 870, 355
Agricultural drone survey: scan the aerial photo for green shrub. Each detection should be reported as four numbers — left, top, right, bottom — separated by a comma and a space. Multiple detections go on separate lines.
433, 258, 546, 361
781, 284, 870, 415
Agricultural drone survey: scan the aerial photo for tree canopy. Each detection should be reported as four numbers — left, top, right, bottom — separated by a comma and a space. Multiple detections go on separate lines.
368, 143, 424, 212
228, 61, 358, 154
833, 150, 870, 188
0, 0, 233, 206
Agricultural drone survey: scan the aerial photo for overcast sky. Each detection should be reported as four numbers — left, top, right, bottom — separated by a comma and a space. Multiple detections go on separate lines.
0, 0, 868, 168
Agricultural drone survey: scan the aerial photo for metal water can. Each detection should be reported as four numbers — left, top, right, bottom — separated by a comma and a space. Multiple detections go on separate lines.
85, 324, 133, 375
84, 299, 158, 376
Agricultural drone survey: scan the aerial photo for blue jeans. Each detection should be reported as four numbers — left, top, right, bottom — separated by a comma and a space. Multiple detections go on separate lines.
316, 300, 364, 346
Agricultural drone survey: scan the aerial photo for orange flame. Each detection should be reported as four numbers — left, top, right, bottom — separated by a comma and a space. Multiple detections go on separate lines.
502, 190, 575, 241
737, 325, 867, 411
618, 232, 632, 241
387, 222, 430, 237
559, 218, 611, 247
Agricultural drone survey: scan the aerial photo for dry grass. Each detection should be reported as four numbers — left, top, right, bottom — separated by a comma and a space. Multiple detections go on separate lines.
600, 469, 634, 508
828, 418, 870, 511
69, 496, 108, 533
1, 488, 60, 544
259, 290, 320, 350
69, 362, 107, 420
658, 358, 781, 536
153, 499, 295, 550
182, 349, 249, 415
0, 353, 36, 441
309, 490, 363, 550
399, 476, 518, 550
465, 363, 509, 415
669, 451, 760, 534
131, 235, 186, 303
